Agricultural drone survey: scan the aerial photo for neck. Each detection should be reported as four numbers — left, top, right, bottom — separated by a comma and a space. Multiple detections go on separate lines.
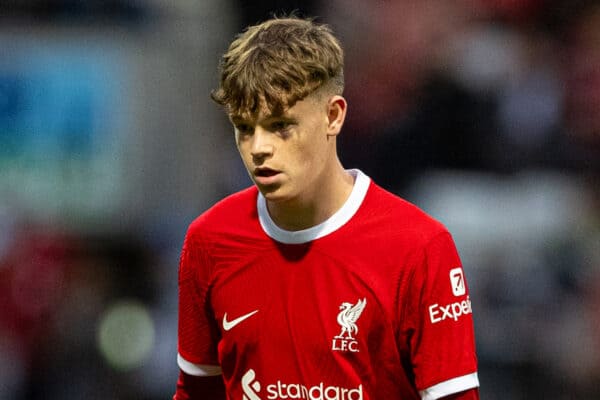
266, 163, 355, 231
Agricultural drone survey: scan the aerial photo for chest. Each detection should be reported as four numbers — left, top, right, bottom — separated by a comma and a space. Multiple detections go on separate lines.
209, 243, 405, 375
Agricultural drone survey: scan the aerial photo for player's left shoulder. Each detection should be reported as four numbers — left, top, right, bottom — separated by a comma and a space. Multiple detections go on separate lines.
365, 181, 449, 243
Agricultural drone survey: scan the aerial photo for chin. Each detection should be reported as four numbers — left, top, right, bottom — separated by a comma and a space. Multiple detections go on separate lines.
258, 186, 294, 203
260, 191, 287, 203
256, 183, 281, 197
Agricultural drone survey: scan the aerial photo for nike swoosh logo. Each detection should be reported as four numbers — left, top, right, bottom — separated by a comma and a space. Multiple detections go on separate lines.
223, 310, 259, 331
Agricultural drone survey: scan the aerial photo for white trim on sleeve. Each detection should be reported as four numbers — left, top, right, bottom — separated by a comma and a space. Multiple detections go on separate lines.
420, 372, 479, 400
177, 353, 222, 376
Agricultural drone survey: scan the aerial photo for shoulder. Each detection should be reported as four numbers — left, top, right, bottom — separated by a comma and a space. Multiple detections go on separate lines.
361, 181, 450, 245
178, 186, 261, 278
186, 186, 259, 240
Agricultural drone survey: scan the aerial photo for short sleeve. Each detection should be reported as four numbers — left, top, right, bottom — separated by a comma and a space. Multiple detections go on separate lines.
405, 232, 479, 399
177, 230, 221, 376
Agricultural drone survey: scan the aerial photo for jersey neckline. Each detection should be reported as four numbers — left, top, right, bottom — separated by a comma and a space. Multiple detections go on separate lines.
257, 169, 370, 244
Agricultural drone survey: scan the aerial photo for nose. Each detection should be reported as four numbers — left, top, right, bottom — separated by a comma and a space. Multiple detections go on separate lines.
250, 127, 274, 162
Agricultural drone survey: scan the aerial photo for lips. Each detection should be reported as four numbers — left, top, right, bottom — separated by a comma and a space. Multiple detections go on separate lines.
253, 167, 281, 185
254, 167, 279, 177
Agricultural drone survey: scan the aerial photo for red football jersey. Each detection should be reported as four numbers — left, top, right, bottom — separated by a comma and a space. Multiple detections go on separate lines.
177, 170, 479, 400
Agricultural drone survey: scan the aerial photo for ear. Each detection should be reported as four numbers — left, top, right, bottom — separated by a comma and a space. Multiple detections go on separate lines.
326, 95, 347, 137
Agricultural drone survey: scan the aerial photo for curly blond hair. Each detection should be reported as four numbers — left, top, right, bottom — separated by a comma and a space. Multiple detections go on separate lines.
211, 16, 344, 116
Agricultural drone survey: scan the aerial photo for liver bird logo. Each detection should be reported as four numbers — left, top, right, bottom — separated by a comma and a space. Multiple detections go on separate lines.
335, 298, 367, 339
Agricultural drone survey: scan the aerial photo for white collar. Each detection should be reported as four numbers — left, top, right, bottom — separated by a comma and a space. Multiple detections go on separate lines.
257, 169, 370, 244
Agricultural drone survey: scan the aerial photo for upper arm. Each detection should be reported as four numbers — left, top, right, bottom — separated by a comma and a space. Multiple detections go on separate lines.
406, 232, 479, 397
177, 231, 221, 373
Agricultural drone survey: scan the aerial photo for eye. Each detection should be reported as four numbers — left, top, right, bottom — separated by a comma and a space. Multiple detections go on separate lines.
235, 124, 253, 135
270, 121, 292, 132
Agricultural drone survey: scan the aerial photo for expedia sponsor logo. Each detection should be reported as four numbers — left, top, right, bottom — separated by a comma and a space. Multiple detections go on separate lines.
242, 369, 363, 400
429, 296, 472, 324
449, 268, 466, 296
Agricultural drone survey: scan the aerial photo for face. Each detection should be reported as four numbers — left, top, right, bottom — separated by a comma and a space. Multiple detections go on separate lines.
231, 93, 345, 205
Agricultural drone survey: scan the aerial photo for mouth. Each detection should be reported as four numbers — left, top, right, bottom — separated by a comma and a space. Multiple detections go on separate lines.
253, 167, 282, 186
254, 167, 280, 178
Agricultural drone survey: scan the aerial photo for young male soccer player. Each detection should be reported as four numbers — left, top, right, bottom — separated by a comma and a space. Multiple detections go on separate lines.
174, 16, 480, 400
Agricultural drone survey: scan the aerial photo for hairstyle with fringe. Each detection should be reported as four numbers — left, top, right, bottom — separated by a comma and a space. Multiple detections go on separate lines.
211, 16, 344, 116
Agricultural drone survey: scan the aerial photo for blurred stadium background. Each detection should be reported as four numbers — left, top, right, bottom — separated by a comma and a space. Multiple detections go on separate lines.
0, 1, 598, 399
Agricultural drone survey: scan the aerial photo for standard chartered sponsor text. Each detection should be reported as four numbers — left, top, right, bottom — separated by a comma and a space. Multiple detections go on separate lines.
265, 381, 363, 400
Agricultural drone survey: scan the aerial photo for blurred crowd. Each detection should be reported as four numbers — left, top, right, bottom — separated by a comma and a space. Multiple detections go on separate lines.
0, 1, 599, 399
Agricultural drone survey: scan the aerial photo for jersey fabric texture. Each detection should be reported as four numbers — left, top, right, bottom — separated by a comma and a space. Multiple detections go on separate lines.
177, 170, 479, 400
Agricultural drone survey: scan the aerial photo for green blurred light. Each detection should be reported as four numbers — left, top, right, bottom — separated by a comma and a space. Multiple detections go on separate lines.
97, 299, 155, 371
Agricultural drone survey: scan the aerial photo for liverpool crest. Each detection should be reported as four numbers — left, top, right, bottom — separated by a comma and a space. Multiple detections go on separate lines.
332, 298, 366, 352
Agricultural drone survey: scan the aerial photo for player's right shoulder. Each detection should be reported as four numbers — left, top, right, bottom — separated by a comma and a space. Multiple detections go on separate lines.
187, 186, 259, 236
